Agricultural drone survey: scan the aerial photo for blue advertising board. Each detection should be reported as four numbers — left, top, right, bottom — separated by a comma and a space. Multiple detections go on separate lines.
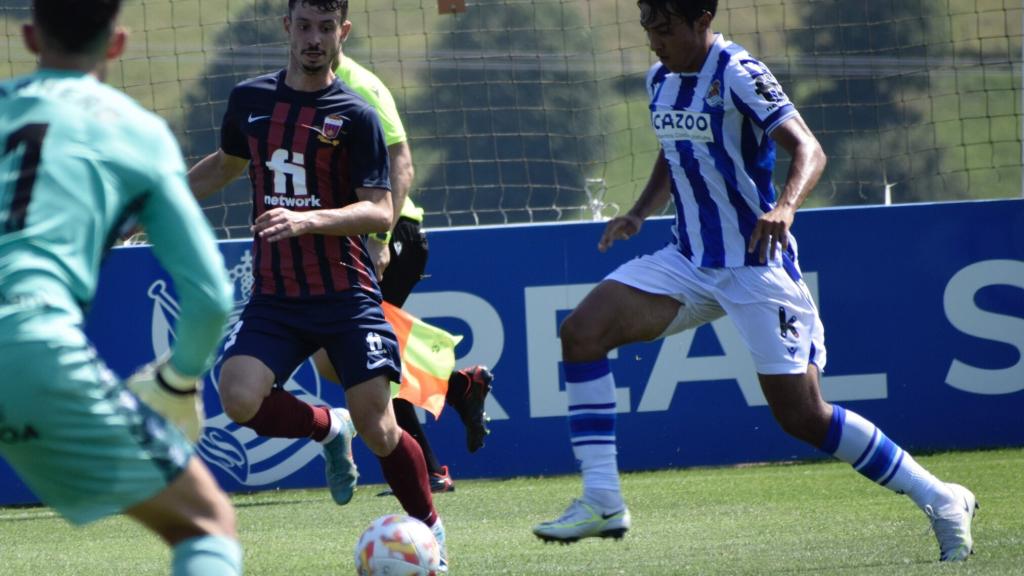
1, 199, 1022, 505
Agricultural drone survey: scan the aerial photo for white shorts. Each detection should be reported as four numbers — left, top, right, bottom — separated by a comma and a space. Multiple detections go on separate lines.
605, 244, 827, 375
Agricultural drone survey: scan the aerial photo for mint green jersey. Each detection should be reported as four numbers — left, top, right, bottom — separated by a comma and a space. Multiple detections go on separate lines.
0, 69, 232, 376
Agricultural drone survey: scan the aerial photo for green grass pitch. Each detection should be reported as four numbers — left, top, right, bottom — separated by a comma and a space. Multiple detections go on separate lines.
1, 448, 1021, 575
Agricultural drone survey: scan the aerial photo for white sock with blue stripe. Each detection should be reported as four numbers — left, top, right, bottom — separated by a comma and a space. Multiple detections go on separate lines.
820, 405, 951, 510
565, 359, 624, 512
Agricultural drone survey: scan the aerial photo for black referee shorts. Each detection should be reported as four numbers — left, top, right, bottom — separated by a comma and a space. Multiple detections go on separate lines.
380, 216, 429, 307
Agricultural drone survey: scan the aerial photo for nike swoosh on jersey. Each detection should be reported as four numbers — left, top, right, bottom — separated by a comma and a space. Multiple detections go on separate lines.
248, 114, 271, 123
366, 357, 388, 370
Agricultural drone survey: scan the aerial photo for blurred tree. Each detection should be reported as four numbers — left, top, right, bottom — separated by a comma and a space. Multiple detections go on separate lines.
181, 0, 288, 238
404, 1, 600, 226
787, 0, 950, 205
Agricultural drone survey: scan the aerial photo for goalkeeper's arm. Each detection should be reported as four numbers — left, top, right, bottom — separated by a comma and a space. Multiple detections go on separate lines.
127, 361, 204, 442
128, 125, 234, 441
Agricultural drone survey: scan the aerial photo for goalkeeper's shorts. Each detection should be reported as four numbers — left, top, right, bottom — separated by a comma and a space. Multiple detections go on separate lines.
0, 308, 192, 525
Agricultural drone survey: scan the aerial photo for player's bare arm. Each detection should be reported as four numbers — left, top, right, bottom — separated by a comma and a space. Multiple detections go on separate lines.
367, 141, 415, 277
598, 149, 672, 253
388, 141, 415, 229
252, 186, 392, 243
747, 115, 827, 263
188, 149, 249, 201
365, 230, 390, 281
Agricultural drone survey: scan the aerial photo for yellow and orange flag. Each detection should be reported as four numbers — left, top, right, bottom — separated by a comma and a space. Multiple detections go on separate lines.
381, 301, 463, 419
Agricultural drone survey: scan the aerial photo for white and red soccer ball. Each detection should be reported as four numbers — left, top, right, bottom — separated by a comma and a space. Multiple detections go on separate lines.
354, 514, 441, 575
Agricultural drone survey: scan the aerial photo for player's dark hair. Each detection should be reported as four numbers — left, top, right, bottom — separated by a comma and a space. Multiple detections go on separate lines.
288, 0, 348, 21
32, 0, 121, 54
639, 0, 717, 26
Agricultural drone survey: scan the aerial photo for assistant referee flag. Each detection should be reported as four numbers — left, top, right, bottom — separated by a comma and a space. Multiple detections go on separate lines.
382, 301, 463, 419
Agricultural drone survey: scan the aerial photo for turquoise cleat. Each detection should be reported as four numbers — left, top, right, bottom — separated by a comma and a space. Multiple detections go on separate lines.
323, 407, 358, 505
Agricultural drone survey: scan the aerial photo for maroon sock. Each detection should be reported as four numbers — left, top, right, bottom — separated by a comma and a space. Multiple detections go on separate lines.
378, 431, 437, 525
309, 405, 332, 442
241, 388, 332, 440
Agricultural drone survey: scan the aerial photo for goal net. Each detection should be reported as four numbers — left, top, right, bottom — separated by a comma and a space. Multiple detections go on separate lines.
2, 0, 1021, 237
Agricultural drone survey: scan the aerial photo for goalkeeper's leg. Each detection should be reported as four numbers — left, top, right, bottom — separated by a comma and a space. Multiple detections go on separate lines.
0, 334, 242, 576
125, 457, 242, 576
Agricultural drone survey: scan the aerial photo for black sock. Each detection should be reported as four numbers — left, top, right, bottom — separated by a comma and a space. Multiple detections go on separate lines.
393, 398, 442, 475
446, 370, 469, 405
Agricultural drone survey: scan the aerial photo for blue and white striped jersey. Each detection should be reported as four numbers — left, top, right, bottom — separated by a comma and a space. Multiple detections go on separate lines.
648, 34, 799, 269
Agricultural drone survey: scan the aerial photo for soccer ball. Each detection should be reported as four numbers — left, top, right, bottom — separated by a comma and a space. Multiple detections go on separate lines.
354, 514, 441, 576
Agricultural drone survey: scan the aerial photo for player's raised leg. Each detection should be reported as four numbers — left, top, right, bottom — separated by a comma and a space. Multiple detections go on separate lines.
218, 350, 357, 505
731, 262, 978, 563
761, 369, 977, 561
533, 280, 679, 543
446, 365, 495, 454
347, 372, 447, 571
823, 404, 976, 561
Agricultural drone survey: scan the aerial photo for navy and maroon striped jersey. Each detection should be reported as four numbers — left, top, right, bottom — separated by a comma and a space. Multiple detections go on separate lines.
220, 69, 391, 298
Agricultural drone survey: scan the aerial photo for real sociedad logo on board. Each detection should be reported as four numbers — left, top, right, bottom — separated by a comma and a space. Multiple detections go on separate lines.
145, 249, 328, 486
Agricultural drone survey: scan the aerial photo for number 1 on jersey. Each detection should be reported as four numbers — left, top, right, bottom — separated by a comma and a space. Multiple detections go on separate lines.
2, 123, 48, 233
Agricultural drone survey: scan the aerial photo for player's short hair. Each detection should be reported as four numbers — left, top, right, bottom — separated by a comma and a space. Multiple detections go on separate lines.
32, 0, 121, 54
638, 0, 718, 26
288, 0, 348, 21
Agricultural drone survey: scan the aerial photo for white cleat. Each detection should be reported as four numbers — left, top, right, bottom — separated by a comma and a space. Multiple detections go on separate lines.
430, 517, 449, 573
533, 499, 631, 544
925, 483, 978, 562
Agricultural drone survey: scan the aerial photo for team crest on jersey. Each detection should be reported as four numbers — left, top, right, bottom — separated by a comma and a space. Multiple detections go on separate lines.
322, 113, 346, 139
145, 249, 330, 487
308, 113, 346, 146
705, 79, 724, 108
